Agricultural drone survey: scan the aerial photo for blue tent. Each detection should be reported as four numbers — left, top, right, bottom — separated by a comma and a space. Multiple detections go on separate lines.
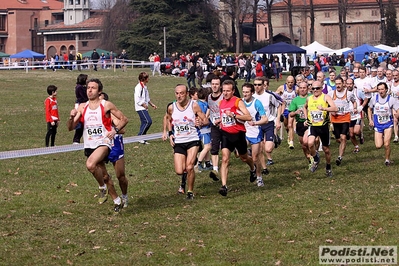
257, 42, 306, 54
10, 49, 45, 59
342, 44, 388, 62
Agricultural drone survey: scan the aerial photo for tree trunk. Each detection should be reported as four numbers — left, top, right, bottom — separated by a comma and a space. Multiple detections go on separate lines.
377, 0, 386, 44
309, 0, 314, 43
286, 0, 295, 44
266, 0, 274, 44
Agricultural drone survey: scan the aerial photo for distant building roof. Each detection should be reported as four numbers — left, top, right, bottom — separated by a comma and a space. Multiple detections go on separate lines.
0, 0, 63, 10
39, 12, 105, 34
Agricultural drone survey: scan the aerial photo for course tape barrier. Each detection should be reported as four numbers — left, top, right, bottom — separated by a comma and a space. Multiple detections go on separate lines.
0, 132, 163, 160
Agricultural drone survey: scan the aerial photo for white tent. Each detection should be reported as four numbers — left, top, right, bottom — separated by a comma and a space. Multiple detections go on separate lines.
302, 41, 334, 56
375, 44, 398, 53
329, 47, 351, 55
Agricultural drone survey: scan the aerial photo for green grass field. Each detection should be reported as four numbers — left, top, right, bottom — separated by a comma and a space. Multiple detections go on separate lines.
0, 69, 398, 265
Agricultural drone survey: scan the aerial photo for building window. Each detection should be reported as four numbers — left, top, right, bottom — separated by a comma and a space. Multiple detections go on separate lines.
69, 0, 73, 4
34, 18, 38, 29
371, 10, 378, 16
0, 15, 6, 31
325, 12, 330, 18
82, 41, 88, 47
45, 20, 49, 27
264, 27, 268, 39
282, 13, 288, 26
76, 0, 80, 4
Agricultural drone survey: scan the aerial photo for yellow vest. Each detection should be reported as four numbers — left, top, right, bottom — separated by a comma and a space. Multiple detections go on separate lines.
307, 94, 329, 126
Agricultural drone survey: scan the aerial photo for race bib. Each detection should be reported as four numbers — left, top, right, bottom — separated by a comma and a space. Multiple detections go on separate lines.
310, 110, 323, 123
175, 123, 190, 135
221, 113, 236, 127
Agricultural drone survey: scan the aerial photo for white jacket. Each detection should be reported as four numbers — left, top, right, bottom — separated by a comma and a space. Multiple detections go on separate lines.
134, 82, 150, 111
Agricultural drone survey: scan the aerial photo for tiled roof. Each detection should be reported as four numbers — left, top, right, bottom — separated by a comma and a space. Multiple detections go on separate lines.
40, 14, 104, 31
0, 0, 63, 10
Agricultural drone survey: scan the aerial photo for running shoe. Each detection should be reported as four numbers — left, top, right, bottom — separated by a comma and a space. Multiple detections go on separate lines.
194, 165, 201, 173
359, 133, 364, 144
267, 159, 274, 165
394, 136, 399, 143
308, 156, 314, 170
204, 163, 213, 171
178, 184, 185, 194
98, 187, 108, 204
114, 203, 123, 213
219, 185, 228, 196
385, 160, 393, 166
335, 156, 342, 166
257, 179, 264, 187
326, 169, 333, 178
186, 192, 194, 200
209, 170, 220, 181
121, 195, 128, 208
249, 166, 257, 183
353, 147, 360, 153
310, 156, 319, 173
288, 141, 294, 150
139, 140, 150, 145
262, 168, 269, 175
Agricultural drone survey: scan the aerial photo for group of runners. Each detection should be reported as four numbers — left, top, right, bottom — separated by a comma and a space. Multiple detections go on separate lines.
162, 63, 399, 199
64, 64, 399, 210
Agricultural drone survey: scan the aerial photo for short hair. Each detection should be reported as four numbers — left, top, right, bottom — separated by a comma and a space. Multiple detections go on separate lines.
377, 82, 388, 90
225, 66, 236, 76
189, 87, 198, 97
175, 84, 189, 92
100, 92, 109, 101
197, 87, 208, 100
76, 74, 88, 85
222, 79, 235, 89
87, 78, 103, 92
47, 85, 57, 95
335, 77, 344, 84
138, 72, 149, 82
242, 82, 255, 93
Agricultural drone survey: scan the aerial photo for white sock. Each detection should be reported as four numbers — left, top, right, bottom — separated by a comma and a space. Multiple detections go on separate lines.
257, 176, 263, 181
99, 185, 106, 190
113, 196, 121, 205
122, 194, 128, 199
213, 166, 218, 172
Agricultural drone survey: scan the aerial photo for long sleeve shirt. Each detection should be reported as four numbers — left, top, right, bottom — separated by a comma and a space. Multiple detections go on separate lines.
44, 96, 59, 123
134, 82, 150, 111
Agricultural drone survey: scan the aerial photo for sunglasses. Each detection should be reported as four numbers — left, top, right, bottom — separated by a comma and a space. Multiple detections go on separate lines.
254, 84, 263, 86
312, 87, 322, 90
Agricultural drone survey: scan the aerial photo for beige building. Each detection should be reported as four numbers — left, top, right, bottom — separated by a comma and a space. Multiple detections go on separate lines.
223, 0, 399, 50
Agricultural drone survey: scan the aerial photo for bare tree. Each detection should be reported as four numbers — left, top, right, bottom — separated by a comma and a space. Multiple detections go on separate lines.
220, 0, 252, 53
250, 0, 261, 52
283, 0, 295, 44
260, 0, 275, 44
309, 0, 315, 43
338, 0, 349, 48
376, 0, 386, 44
90, 0, 117, 9
100, 0, 132, 51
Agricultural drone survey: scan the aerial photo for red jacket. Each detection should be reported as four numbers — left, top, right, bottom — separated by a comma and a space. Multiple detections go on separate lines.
44, 96, 59, 123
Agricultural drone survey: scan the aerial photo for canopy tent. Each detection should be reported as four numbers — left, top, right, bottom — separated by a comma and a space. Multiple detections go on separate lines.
342, 44, 388, 62
82, 49, 116, 58
10, 49, 45, 59
329, 47, 351, 55
256, 42, 306, 54
0, 51, 10, 58
301, 41, 334, 56
374, 44, 398, 53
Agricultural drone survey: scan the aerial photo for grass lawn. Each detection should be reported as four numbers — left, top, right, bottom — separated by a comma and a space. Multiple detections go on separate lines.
0, 69, 398, 265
